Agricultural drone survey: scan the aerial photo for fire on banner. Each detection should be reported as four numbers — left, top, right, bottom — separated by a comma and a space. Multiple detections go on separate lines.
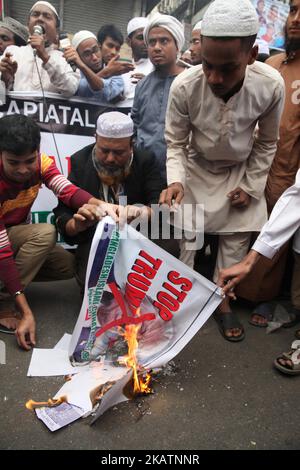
69, 217, 222, 370
28, 218, 222, 431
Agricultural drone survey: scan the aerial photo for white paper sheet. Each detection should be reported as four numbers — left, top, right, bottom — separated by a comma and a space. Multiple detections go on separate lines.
54, 333, 72, 351
36, 402, 85, 431
53, 362, 128, 413
27, 348, 88, 377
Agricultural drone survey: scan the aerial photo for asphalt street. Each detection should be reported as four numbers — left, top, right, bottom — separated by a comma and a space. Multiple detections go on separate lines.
0, 278, 299, 450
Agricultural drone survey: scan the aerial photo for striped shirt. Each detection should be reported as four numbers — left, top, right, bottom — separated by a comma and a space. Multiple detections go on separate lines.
0, 153, 92, 295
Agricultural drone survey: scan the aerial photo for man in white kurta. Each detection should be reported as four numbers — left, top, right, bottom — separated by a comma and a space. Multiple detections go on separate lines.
120, 17, 153, 108
161, 0, 285, 341
0, 2, 79, 97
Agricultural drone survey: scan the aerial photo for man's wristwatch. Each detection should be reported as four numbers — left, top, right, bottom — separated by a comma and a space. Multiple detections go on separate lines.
14, 290, 24, 297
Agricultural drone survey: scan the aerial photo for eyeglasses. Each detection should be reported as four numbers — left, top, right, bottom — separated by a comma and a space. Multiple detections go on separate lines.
82, 45, 101, 59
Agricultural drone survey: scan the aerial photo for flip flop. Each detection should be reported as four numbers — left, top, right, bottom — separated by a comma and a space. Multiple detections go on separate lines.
249, 302, 274, 327
282, 307, 300, 328
213, 310, 245, 342
273, 340, 300, 376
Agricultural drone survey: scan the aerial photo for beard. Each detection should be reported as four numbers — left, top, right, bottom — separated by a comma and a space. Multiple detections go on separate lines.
284, 25, 300, 54
92, 147, 133, 186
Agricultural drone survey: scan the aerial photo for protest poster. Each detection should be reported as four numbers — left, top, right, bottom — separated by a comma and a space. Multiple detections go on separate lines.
30, 218, 222, 430
69, 217, 222, 369
252, 0, 289, 50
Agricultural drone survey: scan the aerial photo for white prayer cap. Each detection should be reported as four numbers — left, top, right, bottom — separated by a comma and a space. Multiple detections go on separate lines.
96, 112, 134, 139
201, 0, 259, 37
72, 30, 97, 50
144, 14, 185, 51
127, 17, 149, 37
0, 17, 29, 43
193, 20, 202, 31
30, 2, 59, 19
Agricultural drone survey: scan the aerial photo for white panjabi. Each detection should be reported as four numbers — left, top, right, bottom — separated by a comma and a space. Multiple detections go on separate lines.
30, 1, 59, 19
72, 30, 97, 50
201, 0, 259, 37
96, 112, 134, 139
143, 13, 185, 51
127, 17, 149, 37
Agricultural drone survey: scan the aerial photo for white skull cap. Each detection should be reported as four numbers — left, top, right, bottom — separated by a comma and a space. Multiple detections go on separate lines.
72, 30, 97, 50
30, 1, 59, 19
201, 0, 259, 37
127, 17, 149, 36
193, 20, 202, 31
96, 112, 134, 139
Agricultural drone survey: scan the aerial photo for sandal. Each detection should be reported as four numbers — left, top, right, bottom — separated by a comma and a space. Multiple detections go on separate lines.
249, 302, 274, 327
273, 340, 300, 376
213, 310, 245, 342
282, 307, 300, 328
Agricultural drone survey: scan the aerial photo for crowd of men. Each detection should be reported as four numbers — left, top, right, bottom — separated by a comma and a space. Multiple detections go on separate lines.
0, 0, 299, 375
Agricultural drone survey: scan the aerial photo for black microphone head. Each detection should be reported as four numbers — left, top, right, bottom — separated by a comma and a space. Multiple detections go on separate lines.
33, 24, 45, 35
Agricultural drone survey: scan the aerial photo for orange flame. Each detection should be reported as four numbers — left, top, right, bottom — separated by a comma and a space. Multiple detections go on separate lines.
122, 310, 152, 395
25, 397, 66, 410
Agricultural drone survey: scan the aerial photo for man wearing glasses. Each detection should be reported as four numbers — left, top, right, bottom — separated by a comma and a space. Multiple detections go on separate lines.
63, 30, 124, 103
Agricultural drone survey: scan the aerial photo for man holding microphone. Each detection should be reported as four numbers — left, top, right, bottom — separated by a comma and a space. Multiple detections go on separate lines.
0, 1, 79, 96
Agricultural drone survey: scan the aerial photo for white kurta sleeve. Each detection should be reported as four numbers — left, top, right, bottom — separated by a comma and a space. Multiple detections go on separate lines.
239, 78, 285, 199
42, 52, 80, 98
165, 79, 191, 187
252, 169, 300, 258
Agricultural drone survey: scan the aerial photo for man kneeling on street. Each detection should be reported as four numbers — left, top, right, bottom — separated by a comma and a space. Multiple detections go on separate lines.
0, 114, 115, 349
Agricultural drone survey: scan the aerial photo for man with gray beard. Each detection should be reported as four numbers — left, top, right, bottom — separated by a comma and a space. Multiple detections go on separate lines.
53, 112, 168, 292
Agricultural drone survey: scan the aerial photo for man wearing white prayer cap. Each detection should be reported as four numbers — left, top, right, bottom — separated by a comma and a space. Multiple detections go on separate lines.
160, 0, 285, 342
189, 20, 202, 65
131, 14, 185, 178
121, 16, 153, 107
62, 30, 123, 102
0, 1, 80, 96
54, 110, 172, 290
0, 17, 29, 55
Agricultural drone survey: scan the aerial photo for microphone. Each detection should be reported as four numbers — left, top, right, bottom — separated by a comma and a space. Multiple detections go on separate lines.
59, 33, 77, 72
32, 24, 45, 56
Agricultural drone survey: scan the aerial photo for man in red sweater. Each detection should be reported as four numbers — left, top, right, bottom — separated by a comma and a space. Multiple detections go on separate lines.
0, 114, 112, 350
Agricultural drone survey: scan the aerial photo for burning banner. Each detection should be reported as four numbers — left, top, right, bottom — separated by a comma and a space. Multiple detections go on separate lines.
27, 217, 222, 430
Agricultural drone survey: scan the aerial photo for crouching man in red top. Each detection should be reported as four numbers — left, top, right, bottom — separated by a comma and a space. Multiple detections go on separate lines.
0, 114, 112, 349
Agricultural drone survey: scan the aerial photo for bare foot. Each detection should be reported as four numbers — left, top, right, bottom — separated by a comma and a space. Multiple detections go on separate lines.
0, 309, 21, 333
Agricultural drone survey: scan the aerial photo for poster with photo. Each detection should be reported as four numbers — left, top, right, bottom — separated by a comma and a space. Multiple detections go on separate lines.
252, 0, 290, 50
